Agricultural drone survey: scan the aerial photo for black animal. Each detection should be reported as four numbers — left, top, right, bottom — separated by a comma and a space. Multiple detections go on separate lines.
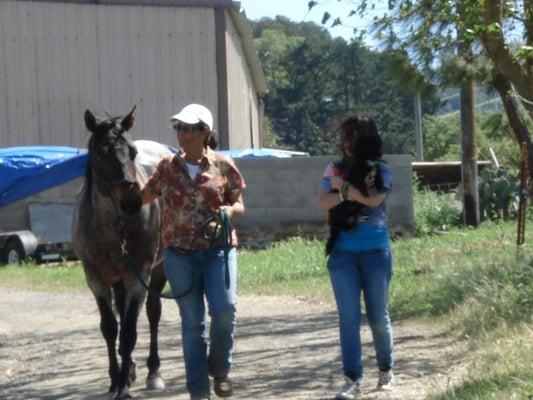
72, 107, 171, 399
326, 118, 385, 255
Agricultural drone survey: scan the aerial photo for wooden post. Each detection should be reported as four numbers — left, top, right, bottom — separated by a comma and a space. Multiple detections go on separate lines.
457, 6, 480, 227
460, 80, 480, 226
414, 90, 424, 161
517, 142, 529, 246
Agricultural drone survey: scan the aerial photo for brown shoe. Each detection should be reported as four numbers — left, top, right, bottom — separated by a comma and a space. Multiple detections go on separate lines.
214, 376, 233, 397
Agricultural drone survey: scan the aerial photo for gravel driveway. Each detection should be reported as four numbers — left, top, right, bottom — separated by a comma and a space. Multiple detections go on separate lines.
0, 289, 469, 399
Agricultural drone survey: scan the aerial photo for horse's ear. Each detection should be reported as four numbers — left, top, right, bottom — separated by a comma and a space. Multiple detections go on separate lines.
84, 110, 98, 132
121, 105, 136, 131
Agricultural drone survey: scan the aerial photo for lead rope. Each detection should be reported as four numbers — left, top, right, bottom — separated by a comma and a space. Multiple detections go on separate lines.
98, 173, 195, 300
118, 209, 233, 300
117, 215, 197, 300
200, 209, 233, 290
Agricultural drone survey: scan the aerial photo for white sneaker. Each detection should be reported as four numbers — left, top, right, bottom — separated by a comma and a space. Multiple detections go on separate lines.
335, 376, 361, 399
377, 370, 394, 391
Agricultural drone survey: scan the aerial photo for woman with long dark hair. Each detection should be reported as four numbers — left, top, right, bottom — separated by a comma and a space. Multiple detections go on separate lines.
316, 116, 394, 400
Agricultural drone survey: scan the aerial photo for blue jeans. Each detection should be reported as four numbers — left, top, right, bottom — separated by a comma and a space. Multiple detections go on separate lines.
327, 248, 394, 382
163, 247, 237, 398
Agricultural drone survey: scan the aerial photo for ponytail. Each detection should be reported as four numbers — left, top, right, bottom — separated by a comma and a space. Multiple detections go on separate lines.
204, 130, 218, 150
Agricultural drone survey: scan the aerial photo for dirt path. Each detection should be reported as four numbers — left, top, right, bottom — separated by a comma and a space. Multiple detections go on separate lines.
0, 289, 469, 400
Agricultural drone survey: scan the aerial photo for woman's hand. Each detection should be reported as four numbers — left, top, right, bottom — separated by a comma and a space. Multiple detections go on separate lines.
218, 195, 245, 220
329, 176, 344, 191
219, 205, 234, 219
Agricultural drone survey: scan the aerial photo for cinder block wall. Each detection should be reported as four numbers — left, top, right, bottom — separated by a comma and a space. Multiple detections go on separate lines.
0, 155, 414, 246
232, 155, 414, 245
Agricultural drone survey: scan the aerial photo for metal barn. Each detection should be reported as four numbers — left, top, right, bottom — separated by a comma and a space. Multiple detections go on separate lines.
0, 0, 267, 149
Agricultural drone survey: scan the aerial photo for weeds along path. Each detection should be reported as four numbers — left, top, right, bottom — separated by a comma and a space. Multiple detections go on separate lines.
0, 289, 469, 399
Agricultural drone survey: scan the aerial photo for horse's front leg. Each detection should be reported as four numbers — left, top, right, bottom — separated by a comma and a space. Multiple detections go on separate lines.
146, 263, 166, 390
115, 281, 146, 400
92, 286, 120, 394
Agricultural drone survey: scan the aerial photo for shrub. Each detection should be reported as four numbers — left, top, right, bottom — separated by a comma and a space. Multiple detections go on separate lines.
413, 179, 463, 236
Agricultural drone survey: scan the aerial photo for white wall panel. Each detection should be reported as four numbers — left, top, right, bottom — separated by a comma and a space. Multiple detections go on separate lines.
0, 3, 8, 145
0, 1, 220, 148
2, 1, 20, 146
225, 12, 260, 149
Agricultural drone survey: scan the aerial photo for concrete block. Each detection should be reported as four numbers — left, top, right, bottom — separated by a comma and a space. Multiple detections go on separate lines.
244, 183, 277, 197
239, 208, 269, 222
246, 194, 281, 208
278, 193, 313, 208
265, 207, 300, 222
244, 169, 274, 183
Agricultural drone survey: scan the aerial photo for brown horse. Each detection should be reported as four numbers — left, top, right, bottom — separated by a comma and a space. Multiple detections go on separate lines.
72, 107, 170, 399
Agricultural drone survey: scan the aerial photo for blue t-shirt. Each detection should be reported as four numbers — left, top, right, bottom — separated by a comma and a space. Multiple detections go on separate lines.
321, 161, 392, 252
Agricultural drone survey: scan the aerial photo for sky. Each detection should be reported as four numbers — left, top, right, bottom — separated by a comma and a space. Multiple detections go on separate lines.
238, 0, 381, 45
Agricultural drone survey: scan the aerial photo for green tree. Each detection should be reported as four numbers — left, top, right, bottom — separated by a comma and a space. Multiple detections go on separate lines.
251, 16, 439, 155
311, 0, 533, 175
424, 111, 522, 169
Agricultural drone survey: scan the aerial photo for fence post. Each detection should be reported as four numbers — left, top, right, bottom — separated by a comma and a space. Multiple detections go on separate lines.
517, 142, 529, 246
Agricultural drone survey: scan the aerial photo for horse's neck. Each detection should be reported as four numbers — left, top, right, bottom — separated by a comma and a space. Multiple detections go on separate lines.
87, 179, 119, 226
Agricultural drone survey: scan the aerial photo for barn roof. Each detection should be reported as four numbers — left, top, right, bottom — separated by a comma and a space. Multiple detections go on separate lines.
229, 5, 268, 96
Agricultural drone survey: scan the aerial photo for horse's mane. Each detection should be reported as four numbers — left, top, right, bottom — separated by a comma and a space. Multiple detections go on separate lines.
84, 136, 94, 199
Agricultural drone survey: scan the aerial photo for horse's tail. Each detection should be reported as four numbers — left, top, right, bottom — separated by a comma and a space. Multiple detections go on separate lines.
325, 227, 340, 256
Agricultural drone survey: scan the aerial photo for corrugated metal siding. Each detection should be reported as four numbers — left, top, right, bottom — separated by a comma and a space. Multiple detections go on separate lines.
225, 12, 260, 149
0, 1, 218, 148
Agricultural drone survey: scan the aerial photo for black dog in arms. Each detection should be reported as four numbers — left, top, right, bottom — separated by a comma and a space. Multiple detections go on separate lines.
325, 135, 387, 255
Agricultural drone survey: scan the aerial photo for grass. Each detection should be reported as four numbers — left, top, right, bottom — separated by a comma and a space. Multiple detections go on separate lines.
430, 326, 533, 400
0, 261, 86, 291
1, 220, 533, 399
238, 236, 329, 296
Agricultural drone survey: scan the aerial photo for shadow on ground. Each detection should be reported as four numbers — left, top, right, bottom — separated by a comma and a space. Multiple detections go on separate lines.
0, 294, 466, 400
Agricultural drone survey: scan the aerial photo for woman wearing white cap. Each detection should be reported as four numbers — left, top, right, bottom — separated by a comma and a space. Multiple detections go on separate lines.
141, 103, 246, 400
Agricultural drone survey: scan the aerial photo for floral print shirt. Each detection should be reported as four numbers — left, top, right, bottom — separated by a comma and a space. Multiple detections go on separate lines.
143, 148, 246, 250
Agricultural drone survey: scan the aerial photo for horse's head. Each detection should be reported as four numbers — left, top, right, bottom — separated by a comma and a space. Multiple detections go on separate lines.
84, 106, 142, 216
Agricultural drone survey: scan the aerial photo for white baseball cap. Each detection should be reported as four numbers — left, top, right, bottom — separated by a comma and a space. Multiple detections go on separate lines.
170, 103, 213, 131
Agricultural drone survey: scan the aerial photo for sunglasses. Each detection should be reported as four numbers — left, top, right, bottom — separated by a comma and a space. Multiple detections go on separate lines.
173, 123, 206, 132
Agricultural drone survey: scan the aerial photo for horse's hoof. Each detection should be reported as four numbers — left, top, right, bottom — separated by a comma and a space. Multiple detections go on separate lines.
113, 387, 132, 400
146, 371, 166, 390
114, 395, 132, 400
128, 361, 137, 385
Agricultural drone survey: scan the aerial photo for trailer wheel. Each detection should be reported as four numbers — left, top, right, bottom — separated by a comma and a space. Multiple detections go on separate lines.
2, 239, 25, 265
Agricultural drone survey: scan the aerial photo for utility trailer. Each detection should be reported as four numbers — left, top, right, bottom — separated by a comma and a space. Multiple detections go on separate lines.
0, 141, 174, 265
0, 203, 78, 264
0, 146, 86, 265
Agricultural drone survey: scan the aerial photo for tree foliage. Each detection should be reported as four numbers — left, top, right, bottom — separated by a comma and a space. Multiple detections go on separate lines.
252, 17, 439, 155
423, 111, 523, 169
310, 0, 533, 168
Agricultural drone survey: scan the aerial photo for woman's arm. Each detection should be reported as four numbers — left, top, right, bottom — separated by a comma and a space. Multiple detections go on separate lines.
328, 175, 387, 208
220, 194, 245, 219
316, 189, 343, 212
346, 184, 387, 207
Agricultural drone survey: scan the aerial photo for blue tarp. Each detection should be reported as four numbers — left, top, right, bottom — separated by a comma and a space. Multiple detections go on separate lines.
219, 148, 308, 158
0, 146, 88, 208
0, 146, 306, 208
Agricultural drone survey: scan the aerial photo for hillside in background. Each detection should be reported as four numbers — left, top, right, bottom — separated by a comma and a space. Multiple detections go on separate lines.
437, 87, 502, 116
